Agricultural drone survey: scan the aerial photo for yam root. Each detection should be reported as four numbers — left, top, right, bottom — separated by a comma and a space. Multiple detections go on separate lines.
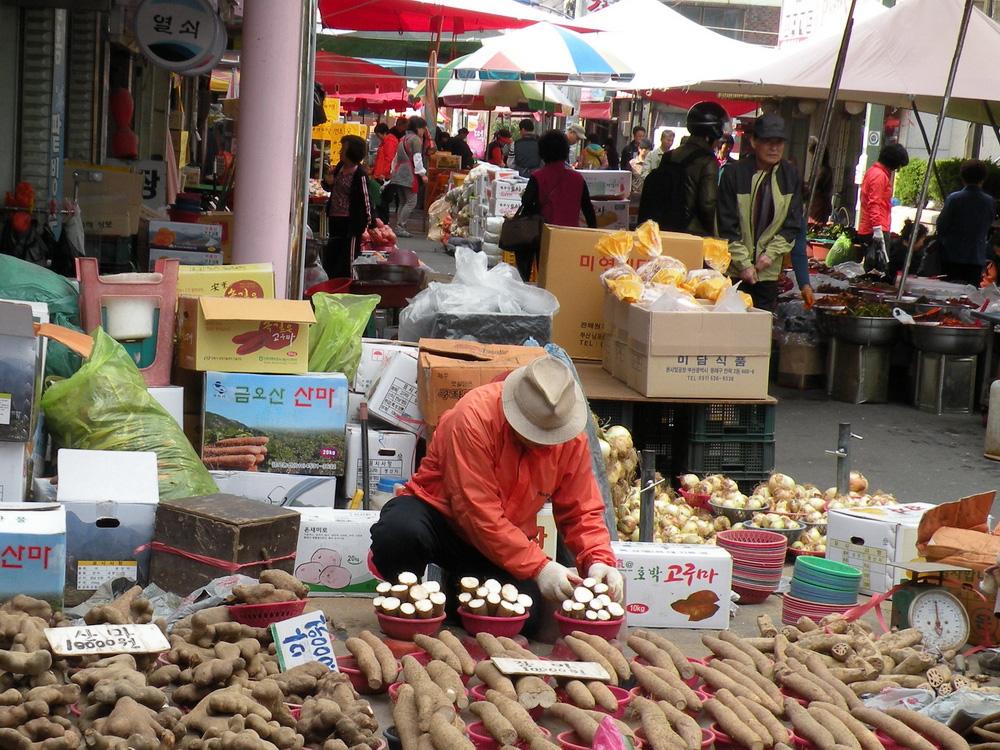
570, 631, 630, 682
702, 635, 756, 670
784, 698, 836, 750
473, 661, 516, 701
345, 637, 383, 691
587, 681, 619, 713
849, 707, 936, 750
427, 660, 468, 709
632, 630, 694, 679
715, 689, 773, 746
563, 635, 617, 685
738, 696, 790, 745
469, 701, 517, 746
718, 630, 774, 678
626, 635, 678, 674
810, 702, 882, 750
392, 683, 421, 750
705, 697, 763, 750
429, 711, 474, 750
485, 689, 546, 743
885, 707, 969, 750
437, 630, 477, 677
808, 706, 862, 750
630, 695, 685, 750
413, 634, 462, 674
358, 630, 399, 685
564, 680, 596, 710
656, 700, 703, 750
514, 676, 555, 710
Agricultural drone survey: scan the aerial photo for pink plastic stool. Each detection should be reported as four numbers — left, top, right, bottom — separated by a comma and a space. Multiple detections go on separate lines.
76, 257, 179, 386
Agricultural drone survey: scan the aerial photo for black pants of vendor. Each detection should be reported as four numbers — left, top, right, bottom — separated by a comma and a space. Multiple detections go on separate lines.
323, 217, 360, 280
371, 495, 545, 636
742, 279, 778, 312
513, 246, 538, 283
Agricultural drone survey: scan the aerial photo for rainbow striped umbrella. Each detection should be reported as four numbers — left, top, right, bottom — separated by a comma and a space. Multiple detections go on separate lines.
453, 22, 633, 83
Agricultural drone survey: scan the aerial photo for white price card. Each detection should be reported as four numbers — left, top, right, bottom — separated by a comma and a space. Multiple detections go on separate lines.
270, 611, 338, 672
492, 657, 610, 682
77, 560, 138, 590
46, 623, 170, 657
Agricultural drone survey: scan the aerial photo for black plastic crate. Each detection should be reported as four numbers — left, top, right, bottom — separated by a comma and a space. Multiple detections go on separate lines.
690, 403, 775, 439
590, 400, 684, 478
685, 436, 776, 476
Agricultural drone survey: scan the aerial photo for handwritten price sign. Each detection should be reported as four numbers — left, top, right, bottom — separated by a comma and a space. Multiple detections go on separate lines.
492, 657, 610, 682
45, 624, 170, 657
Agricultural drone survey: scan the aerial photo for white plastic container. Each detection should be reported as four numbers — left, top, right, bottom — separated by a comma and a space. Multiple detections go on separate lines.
370, 477, 403, 510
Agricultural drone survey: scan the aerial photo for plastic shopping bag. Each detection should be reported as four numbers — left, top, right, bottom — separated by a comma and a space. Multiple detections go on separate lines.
41, 328, 217, 501
308, 293, 380, 379
592, 716, 638, 750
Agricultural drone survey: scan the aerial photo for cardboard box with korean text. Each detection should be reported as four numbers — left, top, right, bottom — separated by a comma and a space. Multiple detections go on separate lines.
149, 221, 223, 250
64, 162, 143, 236
494, 179, 527, 202
177, 263, 275, 300
611, 541, 732, 629
0, 503, 66, 608
354, 339, 419, 394
293, 508, 381, 596
210, 471, 338, 508
492, 197, 521, 217
417, 339, 548, 428
539, 226, 703, 360
57, 449, 159, 605
778, 340, 825, 390
367, 350, 425, 437
826, 502, 936, 595
197, 211, 236, 262
614, 295, 772, 399
343, 425, 417, 498
149, 248, 223, 270
203, 372, 349, 476
580, 170, 631, 200
593, 200, 630, 230
177, 296, 316, 374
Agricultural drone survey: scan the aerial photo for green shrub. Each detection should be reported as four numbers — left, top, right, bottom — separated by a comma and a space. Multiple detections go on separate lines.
895, 157, 1000, 207
894, 158, 927, 207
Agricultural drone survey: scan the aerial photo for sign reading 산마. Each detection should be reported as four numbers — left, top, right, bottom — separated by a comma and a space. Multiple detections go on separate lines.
492, 657, 610, 682
45, 623, 170, 657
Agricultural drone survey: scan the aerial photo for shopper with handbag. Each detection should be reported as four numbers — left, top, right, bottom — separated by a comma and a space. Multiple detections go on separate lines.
504, 130, 597, 282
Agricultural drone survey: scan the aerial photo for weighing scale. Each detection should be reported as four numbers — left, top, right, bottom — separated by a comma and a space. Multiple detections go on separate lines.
889, 562, 985, 651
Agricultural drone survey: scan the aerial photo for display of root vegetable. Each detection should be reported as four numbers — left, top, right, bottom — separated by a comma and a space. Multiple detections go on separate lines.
201, 435, 269, 471
559, 578, 626, 622
457, 577, 534, 619
373, 572, 447, 620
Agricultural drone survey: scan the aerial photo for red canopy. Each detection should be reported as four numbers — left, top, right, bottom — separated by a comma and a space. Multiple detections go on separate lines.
315, 51, 406, 96
642, 90, 758, 117
319, 0, 570, 34
580, 101, 612, 120
338, 91, 411, 112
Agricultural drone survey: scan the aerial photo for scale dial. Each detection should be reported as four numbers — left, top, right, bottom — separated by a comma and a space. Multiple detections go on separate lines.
907, 587, 970, 652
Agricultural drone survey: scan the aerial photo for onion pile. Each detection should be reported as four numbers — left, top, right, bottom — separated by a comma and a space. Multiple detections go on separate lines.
680, 473, 767, 510
599, 422, 640, 521
747, 512, 805, 532
792, 527, 827, 554
614, 482, 727, 544
824, 471, 897, 510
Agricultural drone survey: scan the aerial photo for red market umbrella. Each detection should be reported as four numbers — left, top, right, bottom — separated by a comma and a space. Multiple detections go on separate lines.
338, 91, 411, 112
319, 0, 566, 34
643, 90, 759, 117
315, 51, 406, 96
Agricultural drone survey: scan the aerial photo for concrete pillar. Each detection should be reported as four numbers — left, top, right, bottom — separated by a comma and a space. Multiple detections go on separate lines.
232, 0, 306, 298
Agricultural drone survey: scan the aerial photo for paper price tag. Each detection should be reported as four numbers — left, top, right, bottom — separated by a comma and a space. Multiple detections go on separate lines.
46, 623, 170, 657
270, 611, 338, 672
492, 657, 610, 682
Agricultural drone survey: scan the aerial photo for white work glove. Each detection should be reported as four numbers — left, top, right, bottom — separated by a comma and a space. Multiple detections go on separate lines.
535, 560, 580, 601
588, 563, 624, 603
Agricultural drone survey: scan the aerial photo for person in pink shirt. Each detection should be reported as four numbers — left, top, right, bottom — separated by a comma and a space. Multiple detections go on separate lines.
858, 143, 909, 247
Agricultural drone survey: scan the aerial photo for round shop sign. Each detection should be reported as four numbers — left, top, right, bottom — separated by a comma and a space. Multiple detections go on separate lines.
134, 0, 224, 74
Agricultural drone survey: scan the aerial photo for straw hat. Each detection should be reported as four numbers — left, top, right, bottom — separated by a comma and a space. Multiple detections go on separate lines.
502, 356, 588, 446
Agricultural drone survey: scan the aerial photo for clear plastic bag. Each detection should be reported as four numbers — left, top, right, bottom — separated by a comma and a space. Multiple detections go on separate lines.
650, 285, 702, 312
308, 293, 380, 379
41, 328, 217, 501
637, 255, 688, 285
713, 282, 750, 312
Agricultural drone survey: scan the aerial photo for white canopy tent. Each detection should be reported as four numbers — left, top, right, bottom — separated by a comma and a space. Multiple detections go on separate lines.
686, 0, 1000, 126
573, 0, 776, 92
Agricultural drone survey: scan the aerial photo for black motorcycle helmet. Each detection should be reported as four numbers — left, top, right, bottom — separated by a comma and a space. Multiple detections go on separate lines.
686, 101, 730, 141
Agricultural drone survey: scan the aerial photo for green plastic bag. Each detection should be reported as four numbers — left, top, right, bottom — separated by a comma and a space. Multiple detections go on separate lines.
41, 328, 217, 501
0, 255, 83, 378
308, 293, 380, 379
824, 234, 855, 267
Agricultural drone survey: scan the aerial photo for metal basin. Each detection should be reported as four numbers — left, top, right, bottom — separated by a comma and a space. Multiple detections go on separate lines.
908, 324, 991, 355
353, 264, 424, 284
833, 315, 900, 346
813, 307, 842, 337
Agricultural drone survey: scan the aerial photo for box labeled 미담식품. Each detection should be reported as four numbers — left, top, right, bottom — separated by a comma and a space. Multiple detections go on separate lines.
343, 425, 417, 499
826, 502, 936, 595
177, 296, 316, 374
366, 350, 425, 437
0, 503, 66, 608
607, 293, 772, 399
538, 225, 704, 361
57, 449, 160, 604
354, 339, 419, 393
593, 200, 630, 230
611, 541, 732, 629
203, 372, 349, 476
293, 507, 381, 596
210, 470, 337, 508
417, 339, 547, 428
177, 263, 275, 300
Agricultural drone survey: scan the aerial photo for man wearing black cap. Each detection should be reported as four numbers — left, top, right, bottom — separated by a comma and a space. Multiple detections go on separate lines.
717, 113, 802, 312
445, 127, 476, 170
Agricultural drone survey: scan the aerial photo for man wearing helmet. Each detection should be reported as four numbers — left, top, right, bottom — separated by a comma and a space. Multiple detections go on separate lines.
637, 101, 728, 237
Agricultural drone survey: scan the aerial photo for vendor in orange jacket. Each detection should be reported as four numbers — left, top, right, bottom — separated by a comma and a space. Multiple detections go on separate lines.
370, 356, 622, 630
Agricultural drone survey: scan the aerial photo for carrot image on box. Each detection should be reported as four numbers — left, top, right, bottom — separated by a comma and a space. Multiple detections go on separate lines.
202, 371, 349, 475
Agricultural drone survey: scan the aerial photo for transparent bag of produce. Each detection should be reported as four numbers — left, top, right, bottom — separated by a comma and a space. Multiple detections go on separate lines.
649, 284, 702, 312
41, 328, 217, 501
713, 282, 752, 312
0, 254, 83, 378
824, 233, 855, 267
308, 292, 380, 379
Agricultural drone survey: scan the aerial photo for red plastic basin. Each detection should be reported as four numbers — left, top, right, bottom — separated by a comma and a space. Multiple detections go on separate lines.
468, 722, 551, 749
553, 610, 623, 640
555, 685, 632, 719
558, 731, 644, 750
638, 727, 714, 750
376, 611, 445, 641
228, 599, 308, 627
713, 725, 802, 750
459, 606, 529, 638
876, 730, 941, 750
336, 654, 401, 695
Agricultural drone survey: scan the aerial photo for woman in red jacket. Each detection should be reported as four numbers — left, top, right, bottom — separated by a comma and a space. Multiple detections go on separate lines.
371, 122, 397, 181
858, 143, 909, 246
515, 130, 597, 282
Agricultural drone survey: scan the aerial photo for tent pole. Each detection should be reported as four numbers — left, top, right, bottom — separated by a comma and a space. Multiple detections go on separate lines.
896, 0, 976, 300
984, 100, 1000, 147
542, 82, 547, 128
910, 103, 946, 201
806, 0, 857, 224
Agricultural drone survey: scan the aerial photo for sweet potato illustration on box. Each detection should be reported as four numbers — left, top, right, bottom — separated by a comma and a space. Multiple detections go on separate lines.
296, 548, 352, 589
671, 589, 720, 621
231, 322, 300, 355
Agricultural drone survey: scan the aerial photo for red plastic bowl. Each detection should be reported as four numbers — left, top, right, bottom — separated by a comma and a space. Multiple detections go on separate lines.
286, 703, 302, 720
337, 655, 401, 695
228, 599, 308, 627
468, 722, 551, 749
470, 683, 543, 719
556, 685, 632, 719
779, 687, 809, 707
557, 731, 644, 750
713, 725, 802, 750
376, 611, 445, 641
732, 585, 773, 604
638, 727, 714, 750
409, 649, 473, 684
458, 606, 529, 638
876, 730, 940, 750
553, 610, 623, 640
716, 529, 789, 548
